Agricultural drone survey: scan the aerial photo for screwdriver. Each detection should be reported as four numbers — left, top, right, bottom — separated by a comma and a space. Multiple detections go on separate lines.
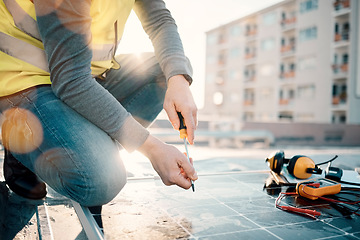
177, 112, 195, 192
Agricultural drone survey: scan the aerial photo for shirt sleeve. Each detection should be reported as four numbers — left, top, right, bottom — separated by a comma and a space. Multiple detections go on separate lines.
33, 0, 149, 152
133, 0, 193, 83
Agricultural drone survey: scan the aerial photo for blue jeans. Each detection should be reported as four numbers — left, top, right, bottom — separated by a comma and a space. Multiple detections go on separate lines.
0, 54, 166, 206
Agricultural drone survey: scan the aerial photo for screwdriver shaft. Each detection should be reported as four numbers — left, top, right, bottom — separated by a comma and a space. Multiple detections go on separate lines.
183, 138, 195, 192
177, 112, 195, 192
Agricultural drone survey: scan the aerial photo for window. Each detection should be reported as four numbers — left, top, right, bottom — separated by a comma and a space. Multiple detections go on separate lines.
298, 85, 315, 99
259, 64, 275, 77
298, 55, 317, 70
218, 28, 227, 44
299, 26, 317, 42
229, 69, 239, 80
280, 64, 285, 73
218, 50, 227, 65
300, 0, 318, 13
297, 113, 314, 122
281, 38, 285, 46
260, 87, 273, 100
244, 89, 255, 102
261, 38, 275, 51
218, 33, 226, 44
278, 112, 293, 121
245, 47, 250, 55
206, 34, 217, 45
230, 25, 242, 37
229, 47, 240, 58
263, 11, 276, 26
332, 85, 338, 96
289, 63, 296, 71
289, 89, 295, 99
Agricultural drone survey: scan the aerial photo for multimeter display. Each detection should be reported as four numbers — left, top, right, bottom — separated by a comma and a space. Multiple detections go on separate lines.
296, 178, 341, 200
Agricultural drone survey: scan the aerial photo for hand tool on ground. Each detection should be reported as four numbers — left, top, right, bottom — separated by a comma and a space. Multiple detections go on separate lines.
177, 112, 195, 192
296, 178, 341, 200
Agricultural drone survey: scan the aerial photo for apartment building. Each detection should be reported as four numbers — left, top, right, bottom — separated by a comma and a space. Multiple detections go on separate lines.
202, 0, 360, 125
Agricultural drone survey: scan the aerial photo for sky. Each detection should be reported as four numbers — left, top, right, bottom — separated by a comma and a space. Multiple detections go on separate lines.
118, 0, 284, 108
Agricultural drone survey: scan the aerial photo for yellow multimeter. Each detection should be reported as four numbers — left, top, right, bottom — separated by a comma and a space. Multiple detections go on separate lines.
296, 178, 341, 200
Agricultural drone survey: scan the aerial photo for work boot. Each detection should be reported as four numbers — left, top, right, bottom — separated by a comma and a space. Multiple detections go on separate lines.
3, 149, 47, 199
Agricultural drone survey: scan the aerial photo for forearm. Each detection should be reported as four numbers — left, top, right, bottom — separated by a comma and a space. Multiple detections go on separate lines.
134, 0, 193, 82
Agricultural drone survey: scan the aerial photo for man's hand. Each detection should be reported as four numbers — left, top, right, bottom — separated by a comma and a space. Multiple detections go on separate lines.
163, 75, 198, 144
138, 135, 198, 189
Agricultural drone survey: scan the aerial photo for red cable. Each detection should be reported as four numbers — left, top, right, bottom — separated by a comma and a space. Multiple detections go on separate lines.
275, 192, 321, 217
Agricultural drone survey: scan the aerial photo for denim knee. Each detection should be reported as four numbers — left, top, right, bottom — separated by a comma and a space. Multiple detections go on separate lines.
65, 161, 128, 207
36, 148, 128, 207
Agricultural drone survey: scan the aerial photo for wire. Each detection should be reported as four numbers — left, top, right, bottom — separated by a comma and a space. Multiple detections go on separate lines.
340, 180, 360, 186
315, 155, 338, 167
275, 192, 320, 218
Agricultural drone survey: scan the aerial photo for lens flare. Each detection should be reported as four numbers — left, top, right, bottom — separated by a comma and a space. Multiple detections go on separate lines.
1, 108, 43, 154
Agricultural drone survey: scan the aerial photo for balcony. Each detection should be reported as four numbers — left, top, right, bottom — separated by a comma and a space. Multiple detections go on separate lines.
243, 100, 255, 106
244, 24, 257, 42
334, 32, 349, 42
332, 63, 348, 77
245, 29, 257, 37
279, 70, 295, 79
333, 0, 350, 11
244, 53, 256, 60
280, 17, 296, 31
279, 99, 290, 105
332, 93, 347, 106
280, 44, 296, 56
244, 75, 256, 82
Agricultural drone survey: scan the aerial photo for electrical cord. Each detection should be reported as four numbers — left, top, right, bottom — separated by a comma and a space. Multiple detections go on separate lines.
315, 155, 338, 167
340, 180, 360, 186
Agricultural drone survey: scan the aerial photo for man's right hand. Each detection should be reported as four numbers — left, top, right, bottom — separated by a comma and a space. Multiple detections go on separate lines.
138, 134, 198, 189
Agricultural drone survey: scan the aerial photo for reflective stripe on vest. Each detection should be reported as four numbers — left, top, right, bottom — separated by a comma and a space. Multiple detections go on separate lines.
3, 0, 41, 41
2, 0, 117, 72
0, 32, 49, 72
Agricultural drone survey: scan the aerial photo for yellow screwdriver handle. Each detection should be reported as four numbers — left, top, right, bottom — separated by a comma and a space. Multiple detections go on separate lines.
177, 112, 187, 139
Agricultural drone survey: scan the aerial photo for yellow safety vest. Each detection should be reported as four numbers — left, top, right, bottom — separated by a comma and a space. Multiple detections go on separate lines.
0, 0, 134, 97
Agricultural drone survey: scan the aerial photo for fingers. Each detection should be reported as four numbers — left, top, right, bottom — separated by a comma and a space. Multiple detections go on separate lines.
166, 155, 197, 190
178, 154, 198, 181
182, 109, 197, 145
166, 106, 180, 131
163, 75, 198, 144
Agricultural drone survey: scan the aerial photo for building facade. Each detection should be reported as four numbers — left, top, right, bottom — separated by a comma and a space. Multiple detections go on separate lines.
202, 0, 360, 124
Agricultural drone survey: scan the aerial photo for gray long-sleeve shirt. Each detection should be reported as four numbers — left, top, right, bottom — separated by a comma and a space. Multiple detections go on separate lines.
33, 0, 192, 152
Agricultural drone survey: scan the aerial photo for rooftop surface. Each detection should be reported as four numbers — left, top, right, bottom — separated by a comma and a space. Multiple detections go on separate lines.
1, 145, 360, 239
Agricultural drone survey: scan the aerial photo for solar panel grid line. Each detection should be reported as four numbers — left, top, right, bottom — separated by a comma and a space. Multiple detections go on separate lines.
183, 175, 281, 239
220, 202, 284, 239
321, 221, 351, 236
157, 203, 197, 239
